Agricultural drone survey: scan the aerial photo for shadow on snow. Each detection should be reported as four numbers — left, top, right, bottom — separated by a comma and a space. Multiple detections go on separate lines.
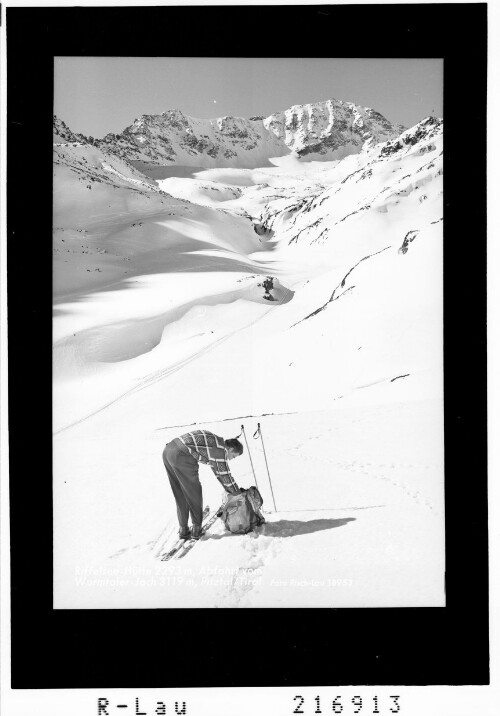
210, 517, 356, 540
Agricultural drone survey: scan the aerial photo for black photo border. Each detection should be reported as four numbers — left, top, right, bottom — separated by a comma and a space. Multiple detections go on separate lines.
7, 3, 488, 688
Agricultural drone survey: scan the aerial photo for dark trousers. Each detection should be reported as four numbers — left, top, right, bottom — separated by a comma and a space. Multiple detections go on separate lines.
163, 439, 203, 528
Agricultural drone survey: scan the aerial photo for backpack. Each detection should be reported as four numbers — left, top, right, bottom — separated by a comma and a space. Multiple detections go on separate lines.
219, 486, 265, 534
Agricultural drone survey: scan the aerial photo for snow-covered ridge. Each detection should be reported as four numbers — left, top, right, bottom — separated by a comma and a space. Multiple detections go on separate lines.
53, 98, 408, 169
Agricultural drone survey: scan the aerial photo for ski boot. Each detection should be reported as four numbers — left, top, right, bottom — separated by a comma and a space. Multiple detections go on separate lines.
191, 524, 202, 540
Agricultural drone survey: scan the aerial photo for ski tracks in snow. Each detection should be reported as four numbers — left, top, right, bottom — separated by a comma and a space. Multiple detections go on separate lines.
54, 305, 275, 435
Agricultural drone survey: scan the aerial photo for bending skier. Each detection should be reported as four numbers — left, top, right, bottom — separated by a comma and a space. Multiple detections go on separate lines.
162, 430, 244, 540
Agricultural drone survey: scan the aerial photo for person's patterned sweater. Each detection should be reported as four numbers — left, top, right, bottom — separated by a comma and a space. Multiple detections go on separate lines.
178, 430, 240, 494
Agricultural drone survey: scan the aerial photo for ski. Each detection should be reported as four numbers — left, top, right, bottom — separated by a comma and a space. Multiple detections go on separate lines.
160, 537, 188, 562
159, 506, 210, 561
174, 509, 222, 560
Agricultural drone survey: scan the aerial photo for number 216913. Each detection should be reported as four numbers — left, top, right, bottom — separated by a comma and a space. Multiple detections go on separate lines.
293, 695, 401, 714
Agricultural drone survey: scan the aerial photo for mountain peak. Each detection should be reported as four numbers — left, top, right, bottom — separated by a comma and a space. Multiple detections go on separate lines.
263, 98, 406, 159
53, 98, 421, 169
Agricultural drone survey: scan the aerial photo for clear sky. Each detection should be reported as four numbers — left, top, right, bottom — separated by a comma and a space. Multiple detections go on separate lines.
55, 57, 443, 138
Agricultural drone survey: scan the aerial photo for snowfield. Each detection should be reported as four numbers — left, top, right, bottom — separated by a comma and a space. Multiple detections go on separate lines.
53, 110, 445, 609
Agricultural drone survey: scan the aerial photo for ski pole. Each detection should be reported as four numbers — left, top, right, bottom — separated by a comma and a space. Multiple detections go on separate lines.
241, 424, 259, 491
254, 422, 277, 511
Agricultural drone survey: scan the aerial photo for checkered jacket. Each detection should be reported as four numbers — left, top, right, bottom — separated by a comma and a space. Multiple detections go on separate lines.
179, 430, 239, 495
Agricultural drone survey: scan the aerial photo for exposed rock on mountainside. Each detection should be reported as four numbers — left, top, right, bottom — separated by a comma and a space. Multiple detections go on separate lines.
379, 115, 441, 158
53, 116, 88, 144
89, 110, 288, 168
263, 99, 405, 158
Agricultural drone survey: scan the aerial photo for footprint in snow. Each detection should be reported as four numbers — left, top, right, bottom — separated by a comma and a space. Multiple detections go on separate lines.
109, 548, 129, 559
109, 543, 148, 559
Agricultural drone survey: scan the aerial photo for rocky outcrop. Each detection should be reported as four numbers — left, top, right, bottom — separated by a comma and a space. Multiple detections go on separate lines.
379, 116, 442, 159
53, 116, 88, 144
398, 230, 420, 255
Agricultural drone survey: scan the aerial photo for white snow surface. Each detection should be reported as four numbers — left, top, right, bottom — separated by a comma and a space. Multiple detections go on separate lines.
53, 115, 444, 608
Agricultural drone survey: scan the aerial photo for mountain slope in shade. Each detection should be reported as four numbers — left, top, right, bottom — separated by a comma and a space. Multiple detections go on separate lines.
53, 139, 192, 296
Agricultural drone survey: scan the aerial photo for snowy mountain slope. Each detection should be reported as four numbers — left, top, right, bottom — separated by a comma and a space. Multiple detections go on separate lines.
263, 98, 406, 159
252, 116, 442, 248
54, 98, 405, 170
54, 139, 166, 201
53, 140, 195, 295
52, 106, 444, 608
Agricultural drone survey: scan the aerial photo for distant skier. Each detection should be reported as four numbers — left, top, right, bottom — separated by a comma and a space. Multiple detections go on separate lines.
162, 430, 244, 540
